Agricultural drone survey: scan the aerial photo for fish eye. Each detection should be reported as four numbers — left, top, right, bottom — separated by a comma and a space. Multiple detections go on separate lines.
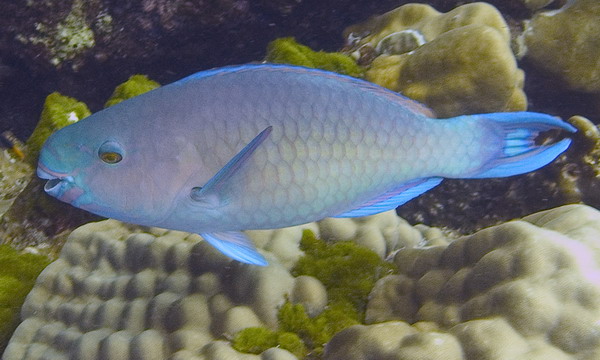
98, 141, 124, 164
100, 152, 122, 164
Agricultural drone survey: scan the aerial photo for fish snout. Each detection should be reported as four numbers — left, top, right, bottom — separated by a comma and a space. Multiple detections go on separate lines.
37, 163, 83, 204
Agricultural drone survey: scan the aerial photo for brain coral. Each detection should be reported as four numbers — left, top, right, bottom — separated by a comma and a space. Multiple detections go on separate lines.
4, 205, 600, 360
332, 204, 600, 359
343, 2, 526, 117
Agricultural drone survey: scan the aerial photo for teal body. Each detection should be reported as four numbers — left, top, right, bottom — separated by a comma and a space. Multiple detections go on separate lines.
37, 64, 576, 265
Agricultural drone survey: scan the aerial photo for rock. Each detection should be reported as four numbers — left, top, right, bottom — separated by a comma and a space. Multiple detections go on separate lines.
523, 0, 600, 92
364, 204, 600, 358
344, 2, 526, 117
6, 204, 600, 359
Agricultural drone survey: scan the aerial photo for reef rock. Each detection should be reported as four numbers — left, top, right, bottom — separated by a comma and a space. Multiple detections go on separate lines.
5, 205, 600, 359
523, 0, 600, 93
353, 204, 600, 359
344, 2, 526, 117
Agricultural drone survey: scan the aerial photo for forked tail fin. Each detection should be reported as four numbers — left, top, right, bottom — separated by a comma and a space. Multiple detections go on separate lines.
469, 112, 576, 178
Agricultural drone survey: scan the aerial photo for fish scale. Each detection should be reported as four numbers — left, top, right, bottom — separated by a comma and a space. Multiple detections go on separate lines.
37, 64, 576, 265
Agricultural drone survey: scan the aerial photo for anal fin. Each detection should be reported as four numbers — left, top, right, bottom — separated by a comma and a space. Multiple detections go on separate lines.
200, 231, 268, 266
333, 177, 443, 218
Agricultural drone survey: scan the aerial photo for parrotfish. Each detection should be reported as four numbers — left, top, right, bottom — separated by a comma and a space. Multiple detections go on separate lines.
37, 64, 576, 266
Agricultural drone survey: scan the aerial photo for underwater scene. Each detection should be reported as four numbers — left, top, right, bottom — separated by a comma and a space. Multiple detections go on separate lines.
0, 0, 599, 359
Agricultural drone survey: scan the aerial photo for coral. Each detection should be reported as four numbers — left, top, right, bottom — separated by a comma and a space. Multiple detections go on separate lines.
241, 229, 398, 357
343, 3, 526, 117
324, 322, 464, 360
265, 37, 364, 77
104, 75, 161, 107
344, 2, 511, 54
0, 245, 50, 354
522, 0, 600, 92
0, 210, 433, 359
289, 275, 327, 318
24, 92, 90, 166
1, 219, 312, 359
359, 204, 600, 359
6, 205, 600, 359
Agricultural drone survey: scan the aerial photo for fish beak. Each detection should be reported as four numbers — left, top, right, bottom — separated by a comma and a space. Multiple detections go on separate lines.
36, 165, 58, 180
37, 163, 83, 204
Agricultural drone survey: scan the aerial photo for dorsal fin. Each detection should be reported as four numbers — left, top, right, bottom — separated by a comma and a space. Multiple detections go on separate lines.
177, 64, 435, 117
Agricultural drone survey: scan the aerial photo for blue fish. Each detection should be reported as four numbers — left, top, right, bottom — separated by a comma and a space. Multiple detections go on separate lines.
37, 64, 576, 265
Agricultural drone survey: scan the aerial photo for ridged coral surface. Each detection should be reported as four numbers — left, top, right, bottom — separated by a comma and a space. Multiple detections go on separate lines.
4, 205, 600, 360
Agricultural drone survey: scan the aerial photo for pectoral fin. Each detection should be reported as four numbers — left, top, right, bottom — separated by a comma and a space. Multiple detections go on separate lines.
200, 231, 268, 266
191, 126, 273, 206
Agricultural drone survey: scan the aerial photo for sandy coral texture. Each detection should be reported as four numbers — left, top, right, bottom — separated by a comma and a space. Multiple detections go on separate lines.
523, 0, 600, 93
4, 204, 600, 360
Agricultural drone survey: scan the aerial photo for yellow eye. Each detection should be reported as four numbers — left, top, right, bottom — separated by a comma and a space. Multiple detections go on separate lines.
98, 140, 124, 164
100, 151, 122, 164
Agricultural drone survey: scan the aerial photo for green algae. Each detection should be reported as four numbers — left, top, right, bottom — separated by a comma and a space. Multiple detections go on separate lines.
232, 327, 307, 358
25, 92, 91, 166
234, 230, 396, 357
0, 245, 51, 348
277, 301, 359, 356
265, 37, 364, 77
104, 75, 160, 107
293, 229, 396, 315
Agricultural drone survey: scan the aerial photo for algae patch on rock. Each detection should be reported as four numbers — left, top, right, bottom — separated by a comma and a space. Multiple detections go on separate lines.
24, 92, 91, 166
265, 37, 364, 78
234, 230, 396, 357
104, 75, 160, 108
0, 245, 50, 353
232, 326, 306, 358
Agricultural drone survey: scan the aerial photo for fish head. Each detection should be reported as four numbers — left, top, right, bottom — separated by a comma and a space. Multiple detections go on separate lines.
37, 111, 185, 225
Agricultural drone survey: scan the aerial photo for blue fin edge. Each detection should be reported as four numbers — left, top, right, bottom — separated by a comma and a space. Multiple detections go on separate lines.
469, 112, 575, 178
333, 177, 443, 218
176, 64, 435, 117
200, 231, 268, 266
472, 138, 572, 178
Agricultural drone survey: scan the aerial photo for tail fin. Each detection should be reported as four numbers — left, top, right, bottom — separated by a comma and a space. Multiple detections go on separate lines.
470, 112, 576, 178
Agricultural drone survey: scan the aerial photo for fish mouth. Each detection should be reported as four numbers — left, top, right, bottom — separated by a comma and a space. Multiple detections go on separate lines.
37, 163, 84, 204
